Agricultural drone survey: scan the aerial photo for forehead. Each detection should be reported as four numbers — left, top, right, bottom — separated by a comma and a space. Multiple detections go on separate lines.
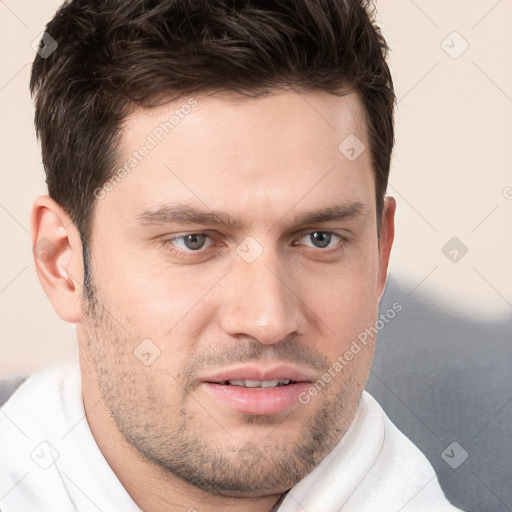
97, 90, 375, 229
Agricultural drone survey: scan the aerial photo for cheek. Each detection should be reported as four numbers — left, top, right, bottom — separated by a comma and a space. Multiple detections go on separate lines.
297, 253, 380, 364
96, 253, 222, 345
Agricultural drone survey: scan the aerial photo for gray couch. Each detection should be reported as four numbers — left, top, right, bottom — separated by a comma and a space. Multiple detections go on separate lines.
367, 276, 512, 512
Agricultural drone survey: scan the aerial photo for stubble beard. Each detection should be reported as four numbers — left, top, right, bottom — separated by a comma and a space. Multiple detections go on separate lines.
80, 266, 365, 498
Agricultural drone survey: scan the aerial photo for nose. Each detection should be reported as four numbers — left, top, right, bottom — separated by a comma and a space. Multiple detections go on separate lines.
219, 248, 308, 345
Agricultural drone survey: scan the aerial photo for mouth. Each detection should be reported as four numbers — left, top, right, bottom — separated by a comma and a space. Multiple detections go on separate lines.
216, 378, 295, 388
200, 366, 314, 415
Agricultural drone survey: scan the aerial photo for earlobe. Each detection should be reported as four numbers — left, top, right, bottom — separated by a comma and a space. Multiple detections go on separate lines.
31, 195, 84, 323
377, 196, 396, 298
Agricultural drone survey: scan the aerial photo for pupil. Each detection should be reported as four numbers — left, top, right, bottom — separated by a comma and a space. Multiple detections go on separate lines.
185, 234, 206, 250
311, 232, 331, 248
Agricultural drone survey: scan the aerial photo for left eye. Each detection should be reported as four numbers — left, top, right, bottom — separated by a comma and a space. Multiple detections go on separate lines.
299, 231, 341, 249
168, 233, 212, 251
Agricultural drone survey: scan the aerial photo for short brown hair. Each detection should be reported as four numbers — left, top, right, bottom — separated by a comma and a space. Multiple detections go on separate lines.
30, 0, 395, 243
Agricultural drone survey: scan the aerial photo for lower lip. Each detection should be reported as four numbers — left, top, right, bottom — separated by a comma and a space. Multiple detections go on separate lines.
202, 382, 311, 415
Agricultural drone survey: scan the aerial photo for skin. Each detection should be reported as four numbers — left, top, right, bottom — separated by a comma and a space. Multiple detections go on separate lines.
32, 89, 395, 512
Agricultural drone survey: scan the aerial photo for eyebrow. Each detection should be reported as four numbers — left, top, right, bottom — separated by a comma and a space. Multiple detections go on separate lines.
136, 204, 241, 229
292, 202, 368, 226
135, 202, 369, 230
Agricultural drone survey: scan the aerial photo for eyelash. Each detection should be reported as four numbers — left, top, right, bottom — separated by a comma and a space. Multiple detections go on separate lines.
162, 231, 346, 260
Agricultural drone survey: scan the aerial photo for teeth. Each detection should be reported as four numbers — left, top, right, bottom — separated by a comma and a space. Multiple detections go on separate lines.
226, 378, 292, 388
260, 379, 279, 388
227, 379, 246, 387
245, 379, 263, 388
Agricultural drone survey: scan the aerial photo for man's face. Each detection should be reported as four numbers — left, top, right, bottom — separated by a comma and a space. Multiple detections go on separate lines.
78, 90, 392, 496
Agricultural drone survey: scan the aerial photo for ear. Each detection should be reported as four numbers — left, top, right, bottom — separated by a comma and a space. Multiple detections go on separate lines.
376, 195, 396, 298
31, 195, 84, 323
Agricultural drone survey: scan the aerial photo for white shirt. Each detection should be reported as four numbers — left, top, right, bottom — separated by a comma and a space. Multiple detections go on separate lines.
0, 362, 463, 511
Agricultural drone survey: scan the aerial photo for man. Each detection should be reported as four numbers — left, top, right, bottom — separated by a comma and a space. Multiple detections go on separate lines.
0, 0, 463, 510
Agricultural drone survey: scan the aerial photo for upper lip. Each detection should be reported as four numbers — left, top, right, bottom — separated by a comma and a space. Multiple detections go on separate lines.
200, 365, 316, 384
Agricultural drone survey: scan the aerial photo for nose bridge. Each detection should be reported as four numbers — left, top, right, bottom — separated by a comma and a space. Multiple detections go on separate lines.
220, 242, 306, 344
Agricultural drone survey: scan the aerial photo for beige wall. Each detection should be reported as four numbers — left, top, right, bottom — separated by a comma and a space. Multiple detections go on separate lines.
1, 0, 511, 378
